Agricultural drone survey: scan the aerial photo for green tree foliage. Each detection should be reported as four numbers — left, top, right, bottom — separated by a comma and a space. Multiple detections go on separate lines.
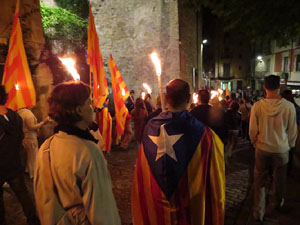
185, 0, 300, 46
40, 4, 87, 41
54, 0, 89, 18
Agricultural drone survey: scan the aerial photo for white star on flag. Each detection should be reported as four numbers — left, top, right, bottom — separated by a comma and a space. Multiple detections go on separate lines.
149, 124, 183, 161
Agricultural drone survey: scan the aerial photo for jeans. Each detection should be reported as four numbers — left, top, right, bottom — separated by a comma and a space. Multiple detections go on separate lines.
0, 174, 40, 225
253, 149, 288, 220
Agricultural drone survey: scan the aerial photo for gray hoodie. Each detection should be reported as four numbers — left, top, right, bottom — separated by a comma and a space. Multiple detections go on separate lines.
249, 98, 297, 153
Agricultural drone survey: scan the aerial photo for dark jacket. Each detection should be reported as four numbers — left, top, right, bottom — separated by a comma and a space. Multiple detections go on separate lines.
0, 109, 24, 180
191, 104, 228, 143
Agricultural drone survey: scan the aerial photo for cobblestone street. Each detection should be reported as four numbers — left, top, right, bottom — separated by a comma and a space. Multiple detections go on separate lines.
3, 137, 300, 225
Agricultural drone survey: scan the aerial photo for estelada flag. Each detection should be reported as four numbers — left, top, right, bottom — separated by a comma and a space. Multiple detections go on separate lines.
131, 111, 225, 225
109, 54, 129, 144
87, 4, 108, 108
96, 107, 112, 151
2, 0, 36, 110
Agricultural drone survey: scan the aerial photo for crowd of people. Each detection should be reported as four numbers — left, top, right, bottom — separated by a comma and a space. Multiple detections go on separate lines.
0, 74, 298, 225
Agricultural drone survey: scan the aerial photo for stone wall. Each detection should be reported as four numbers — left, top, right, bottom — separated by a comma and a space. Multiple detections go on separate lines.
178, 1, 198, 87
90, 0, 180, 98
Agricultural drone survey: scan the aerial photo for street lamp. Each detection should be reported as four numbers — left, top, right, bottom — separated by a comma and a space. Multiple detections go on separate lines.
198, 39, 208, 89
257, 55, 263, 61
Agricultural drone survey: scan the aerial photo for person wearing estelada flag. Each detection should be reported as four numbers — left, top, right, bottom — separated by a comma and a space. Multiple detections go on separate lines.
131, 79, 225, 225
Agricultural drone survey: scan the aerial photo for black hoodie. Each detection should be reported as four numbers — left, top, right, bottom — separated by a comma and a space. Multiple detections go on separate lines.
0, 108, 24, 179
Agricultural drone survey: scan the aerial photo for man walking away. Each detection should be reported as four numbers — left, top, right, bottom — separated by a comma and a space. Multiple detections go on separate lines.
131, 79, 225, 225
249, 75, 297, 223
0, 85, 40, 225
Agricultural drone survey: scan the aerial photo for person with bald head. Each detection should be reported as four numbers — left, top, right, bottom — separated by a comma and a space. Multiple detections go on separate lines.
131, 79, 225, 225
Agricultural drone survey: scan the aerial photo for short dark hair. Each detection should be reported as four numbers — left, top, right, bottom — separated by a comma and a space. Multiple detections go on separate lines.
0, 85, 8, 105
135, 97, 145, 110
198, 90, 210, 104
130, 90, 135, 94
230, 92, 236, 100
166, 79, 190, 108
48, 81, 91, 126
264, 75, 280, 90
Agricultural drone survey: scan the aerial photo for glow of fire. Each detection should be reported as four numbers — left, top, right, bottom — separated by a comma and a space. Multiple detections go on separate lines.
210, 90, 219, 100
59, 57, 80, 80
122, 88, 125, 96
218, 96, 223, 101
218, 89, 223, 95
150, 52, 161, 76
193, 93, 198, 104
143, 83, 152, 94
141, 92, 146, 100
15, 84, 20, 90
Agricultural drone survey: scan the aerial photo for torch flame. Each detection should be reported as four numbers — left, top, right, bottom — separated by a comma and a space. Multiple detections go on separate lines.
143, 83, 152, 94
218, 89, 223, 95
150, 52, 161, 76
59, 57, 80, 80
193, 93, 198, 104
141, 91, 146, 100
122, 88, 125, 96
15, 84, 20, 90
210, 90, 219, 100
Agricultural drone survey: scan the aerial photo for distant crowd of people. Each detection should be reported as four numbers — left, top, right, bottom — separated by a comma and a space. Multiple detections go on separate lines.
0, 74, 299, 225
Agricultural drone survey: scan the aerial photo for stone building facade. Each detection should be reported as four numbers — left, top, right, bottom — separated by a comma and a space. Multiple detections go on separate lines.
89, 0, 181, 97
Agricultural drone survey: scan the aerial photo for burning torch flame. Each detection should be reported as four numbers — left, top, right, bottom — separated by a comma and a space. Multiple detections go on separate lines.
122, 88, 125, 96
59, 57, 80, 80
218, 89, 223, 95
143, 83, 152, 94
141, 92, 146, 100
193, 93, 198, 104
150, 52, 161, 76
210, 90, 219, 100
15, 84, 20, 90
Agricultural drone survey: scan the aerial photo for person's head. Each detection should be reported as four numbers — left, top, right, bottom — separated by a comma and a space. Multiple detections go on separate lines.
225, 96, 230, 101
230, 92, 236, 100
130, 90, 135, 96
165, 79, 190, 111
0, 85, 8, 106
198, 90, 210, 104
135, 98, 145, 110
264, 75, 280, 91
244, 97, 251, 103
145, 93, 151, 101
48, 81, 93, 128
230, 101, 239, 111
281, 89, 294, 102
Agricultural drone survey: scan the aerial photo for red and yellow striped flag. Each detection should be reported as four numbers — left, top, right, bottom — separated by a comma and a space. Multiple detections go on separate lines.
96, 107, 112, 151
109, 54, 130, 144
87, 4, 108, 108
2, 0, 36, 110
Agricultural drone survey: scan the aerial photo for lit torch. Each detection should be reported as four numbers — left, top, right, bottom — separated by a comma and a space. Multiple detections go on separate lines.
59, 57, 80, 81
193, 93, 198, 104
15, 84, 20, 91
143, 83, 156, 109
143, 83, 152, 94
210, 90, 219, 100
141, 91, 146, 100
151, 52, 165, 111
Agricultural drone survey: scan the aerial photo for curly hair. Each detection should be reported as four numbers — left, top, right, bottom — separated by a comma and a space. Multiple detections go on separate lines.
0, 85, 8, 105
48, 81, 91, 126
